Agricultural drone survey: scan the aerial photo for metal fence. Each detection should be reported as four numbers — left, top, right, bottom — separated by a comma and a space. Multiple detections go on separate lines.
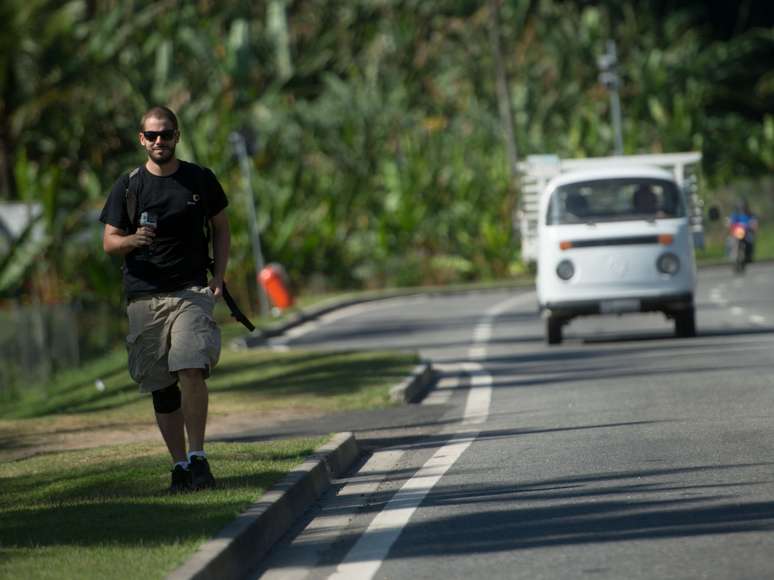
0, 300, 124, 397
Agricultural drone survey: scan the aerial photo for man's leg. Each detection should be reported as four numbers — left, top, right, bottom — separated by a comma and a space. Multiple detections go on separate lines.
178, 368, 216, 489
151, 383, 191, 493
127, 297, 191, 491
177, 368, 209, 453
155, 410, 188, 464
169, 289, 220, 489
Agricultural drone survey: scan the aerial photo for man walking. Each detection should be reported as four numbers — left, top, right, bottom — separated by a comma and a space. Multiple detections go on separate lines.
100, 106, 230, 493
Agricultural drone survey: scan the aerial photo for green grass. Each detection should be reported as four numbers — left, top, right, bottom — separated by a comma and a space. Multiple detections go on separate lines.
0, 329, 419, 579
1, 330, 418, 422
753, 227, 774, 261
0, 344, 417, 469
0, 438, 325, 580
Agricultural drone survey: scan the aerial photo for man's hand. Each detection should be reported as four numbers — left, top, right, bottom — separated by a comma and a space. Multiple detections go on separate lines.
208, 275, 224, 299
132, 226, 156, 248
103, 224, 155, 256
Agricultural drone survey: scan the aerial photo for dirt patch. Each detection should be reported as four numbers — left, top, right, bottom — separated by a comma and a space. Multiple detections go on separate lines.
0, 408, 327, 463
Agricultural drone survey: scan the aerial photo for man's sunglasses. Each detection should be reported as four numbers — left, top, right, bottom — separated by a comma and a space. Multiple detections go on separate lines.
142, 130, 176, 141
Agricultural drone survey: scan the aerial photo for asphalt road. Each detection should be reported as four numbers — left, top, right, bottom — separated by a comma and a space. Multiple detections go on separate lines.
248, 263, 774, 580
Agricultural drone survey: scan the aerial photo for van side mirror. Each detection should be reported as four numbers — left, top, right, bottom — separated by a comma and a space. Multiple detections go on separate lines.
707, 205, 720, 221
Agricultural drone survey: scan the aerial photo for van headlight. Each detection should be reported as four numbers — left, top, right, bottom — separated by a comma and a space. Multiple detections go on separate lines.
556, 259, 575, 280
657, 252, 680, 275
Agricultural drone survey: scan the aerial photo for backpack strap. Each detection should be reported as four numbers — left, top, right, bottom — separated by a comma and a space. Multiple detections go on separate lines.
124, 166, 142, 228
191, 164, 214, 266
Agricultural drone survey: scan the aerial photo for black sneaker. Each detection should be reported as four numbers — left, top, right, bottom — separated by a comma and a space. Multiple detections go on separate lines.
189, 455, 216, 490
169, 464, 192, 494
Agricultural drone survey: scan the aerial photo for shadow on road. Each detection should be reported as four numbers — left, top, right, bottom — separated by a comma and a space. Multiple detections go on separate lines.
578, 325, 774, 345
263, 460, 774, 569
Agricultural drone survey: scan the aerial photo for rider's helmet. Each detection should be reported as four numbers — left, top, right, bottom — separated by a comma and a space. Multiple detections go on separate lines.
734, 198, 751, 216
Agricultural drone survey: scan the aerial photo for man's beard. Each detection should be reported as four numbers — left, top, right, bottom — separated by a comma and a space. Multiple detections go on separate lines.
148, 144, 175, 165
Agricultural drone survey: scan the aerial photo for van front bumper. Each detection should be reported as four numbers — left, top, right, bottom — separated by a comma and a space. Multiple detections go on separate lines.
542, 292, 694, 319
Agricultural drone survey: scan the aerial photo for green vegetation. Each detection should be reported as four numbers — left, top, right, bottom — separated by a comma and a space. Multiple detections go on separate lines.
0, 439, 326, 580
2, 1, 772, 303
754, 229, 774, 263
0, 1, 771, 388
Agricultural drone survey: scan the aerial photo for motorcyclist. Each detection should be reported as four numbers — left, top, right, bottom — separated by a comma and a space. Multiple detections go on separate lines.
727, 198, 758, 263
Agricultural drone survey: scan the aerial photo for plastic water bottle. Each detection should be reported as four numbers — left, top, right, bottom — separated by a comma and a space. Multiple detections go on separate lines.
139, 212, 157, 257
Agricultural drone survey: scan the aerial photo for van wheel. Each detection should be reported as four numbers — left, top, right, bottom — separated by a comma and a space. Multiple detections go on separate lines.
546, 317, 563, 345
675, 308, 696, 338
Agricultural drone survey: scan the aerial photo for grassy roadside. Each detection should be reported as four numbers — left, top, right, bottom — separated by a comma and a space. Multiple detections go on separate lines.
0, 438, 326, 580
0, 322, 419, 579
1, 346, 416, 422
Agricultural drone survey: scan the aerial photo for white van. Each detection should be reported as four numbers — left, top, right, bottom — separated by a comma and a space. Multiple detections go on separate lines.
534, 164, 698, 344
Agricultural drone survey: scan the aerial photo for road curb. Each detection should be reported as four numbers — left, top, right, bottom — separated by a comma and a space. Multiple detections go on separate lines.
233, 295, 398, 349
166, 432, 360, 580
389, 362, 437, 403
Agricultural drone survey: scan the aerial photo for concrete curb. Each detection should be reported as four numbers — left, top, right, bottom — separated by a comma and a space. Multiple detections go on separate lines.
166, 432, 360, 580
233, 295, 401, 349
389, 362, 437, 403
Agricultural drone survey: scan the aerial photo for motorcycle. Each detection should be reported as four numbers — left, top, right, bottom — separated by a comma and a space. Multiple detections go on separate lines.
729, 222, 753, 274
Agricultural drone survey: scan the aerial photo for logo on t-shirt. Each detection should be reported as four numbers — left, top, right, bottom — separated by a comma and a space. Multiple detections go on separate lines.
188, 194, 200, 206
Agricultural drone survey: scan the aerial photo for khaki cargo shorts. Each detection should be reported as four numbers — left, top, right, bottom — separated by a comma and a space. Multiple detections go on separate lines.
126, 286, 221, 393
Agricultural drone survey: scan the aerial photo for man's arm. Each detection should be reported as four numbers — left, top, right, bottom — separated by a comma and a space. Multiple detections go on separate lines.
208, 209, 230, 298
102, 223, 155, 256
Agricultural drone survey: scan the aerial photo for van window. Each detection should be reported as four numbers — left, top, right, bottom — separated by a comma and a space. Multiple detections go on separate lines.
547, 178, 685, 225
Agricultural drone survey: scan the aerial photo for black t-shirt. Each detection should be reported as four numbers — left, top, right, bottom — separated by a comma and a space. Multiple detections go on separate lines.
99, 161, 229, 299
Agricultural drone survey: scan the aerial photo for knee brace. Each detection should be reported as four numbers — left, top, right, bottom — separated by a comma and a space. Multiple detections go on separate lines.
152, 383, 182, 414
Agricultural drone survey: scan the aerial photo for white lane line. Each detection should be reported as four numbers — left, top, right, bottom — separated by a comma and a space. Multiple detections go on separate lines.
468, 293, 535, 360
461, 362, 493, 426
473, 324, 492, 343
260, 450, 405, 580
329, 363, 491, 580
329, 293, 530, 580
422, 373, 460, 406
278, 296, 525, 580
468, 345, 487, 360
329, 438, 477, 580
488, 293, 529, 317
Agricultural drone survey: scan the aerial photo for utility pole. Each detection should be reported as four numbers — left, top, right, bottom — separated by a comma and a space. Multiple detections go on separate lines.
597, 39, 624, 156
229, 130, 270, 317
489, 0, 519, 180
267, 0, 293, 82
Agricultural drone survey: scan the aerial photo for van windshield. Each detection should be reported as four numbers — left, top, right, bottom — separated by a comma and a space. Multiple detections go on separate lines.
546, 178, 685, 225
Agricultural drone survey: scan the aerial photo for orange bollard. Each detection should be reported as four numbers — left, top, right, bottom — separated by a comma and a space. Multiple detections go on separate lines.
259, 264, 294, 310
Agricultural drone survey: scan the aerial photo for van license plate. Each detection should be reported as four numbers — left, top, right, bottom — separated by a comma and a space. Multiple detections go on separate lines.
600, 299, 641, 313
